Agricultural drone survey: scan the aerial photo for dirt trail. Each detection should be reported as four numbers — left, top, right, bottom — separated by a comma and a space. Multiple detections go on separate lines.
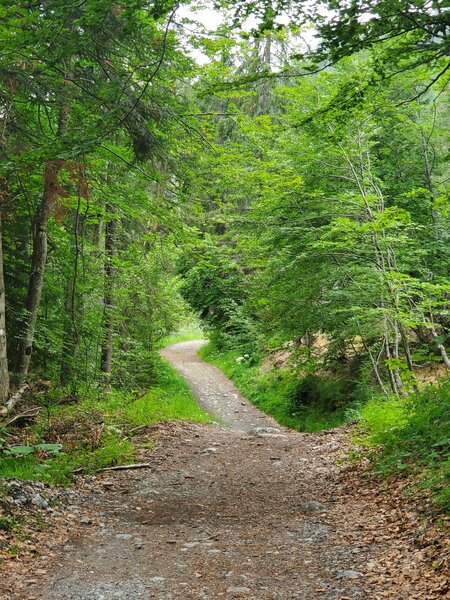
9, 341, 444, 600
160, 341, 281, 432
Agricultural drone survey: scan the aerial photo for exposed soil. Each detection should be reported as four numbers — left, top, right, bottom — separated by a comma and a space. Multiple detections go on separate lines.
1, 341, 448, 599
160, 340, 282, 432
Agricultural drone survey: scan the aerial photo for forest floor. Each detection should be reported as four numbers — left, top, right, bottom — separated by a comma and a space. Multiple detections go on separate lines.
1, 341, 448, 600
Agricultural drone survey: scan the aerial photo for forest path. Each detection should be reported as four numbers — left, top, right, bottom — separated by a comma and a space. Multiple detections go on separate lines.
160, 340, 281, 432
24, 342, 423, 599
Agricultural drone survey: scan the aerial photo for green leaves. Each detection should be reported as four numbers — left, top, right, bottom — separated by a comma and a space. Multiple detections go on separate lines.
2, 446, 35, 456
2, 444, 63, 456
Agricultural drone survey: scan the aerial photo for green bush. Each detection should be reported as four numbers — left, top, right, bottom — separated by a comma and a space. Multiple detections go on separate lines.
359, 381, 450, 513
288, 374, 350, 412
199, 343, 353, 432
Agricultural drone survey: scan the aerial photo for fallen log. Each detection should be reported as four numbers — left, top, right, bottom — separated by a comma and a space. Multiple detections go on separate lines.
0, 383, 29, 417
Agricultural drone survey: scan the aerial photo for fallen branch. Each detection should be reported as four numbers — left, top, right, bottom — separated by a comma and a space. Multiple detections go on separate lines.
127, 424, 148, 435
126, 423, 158, 435
6, 406, 40, 427
0, 384, 29, 417
96, 462, 152, 472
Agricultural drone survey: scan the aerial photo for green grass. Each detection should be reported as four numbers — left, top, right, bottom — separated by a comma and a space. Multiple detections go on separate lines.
0, 357, 211, 485
199, 343, 352, 432
0, 456, 40, 480
356, 382, 450, 513
122, 359, 212, 425
160, 325, 204, 347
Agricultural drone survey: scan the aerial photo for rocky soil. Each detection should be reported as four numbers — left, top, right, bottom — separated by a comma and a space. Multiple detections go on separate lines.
0, 341, 448, 599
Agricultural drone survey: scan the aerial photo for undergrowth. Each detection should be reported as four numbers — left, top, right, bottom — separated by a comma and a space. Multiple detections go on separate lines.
356, 382, 450, 514
198, 343, 352, 432
159, 324, 204, 347
0, 357, 210, 485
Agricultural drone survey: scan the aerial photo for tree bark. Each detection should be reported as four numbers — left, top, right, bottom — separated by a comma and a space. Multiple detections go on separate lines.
101, 213, 116, 382
398, 320, 415, 374
0, 211, 10, 404
259, 34, 272, 115
60, 210, 82, 385
19, 159, 65, 376
427, 320, 450, 369
0, 384, 29, 416
19, 94, 69, 377
384, 321, 399, 395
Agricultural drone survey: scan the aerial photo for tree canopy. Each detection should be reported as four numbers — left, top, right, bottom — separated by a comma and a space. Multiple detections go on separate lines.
0, 0, 449, 417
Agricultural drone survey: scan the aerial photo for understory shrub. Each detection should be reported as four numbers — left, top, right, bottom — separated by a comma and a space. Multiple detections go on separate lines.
0, 357, 210, 484
359, 381, 450, 513
288, 374, 350, 413
199, 342, 353, 432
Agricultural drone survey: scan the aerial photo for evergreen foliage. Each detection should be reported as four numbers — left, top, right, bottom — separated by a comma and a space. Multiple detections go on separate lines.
0, 1, 449, 508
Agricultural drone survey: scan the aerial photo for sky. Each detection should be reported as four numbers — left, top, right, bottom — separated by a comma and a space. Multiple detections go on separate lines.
176, 2, 317, 64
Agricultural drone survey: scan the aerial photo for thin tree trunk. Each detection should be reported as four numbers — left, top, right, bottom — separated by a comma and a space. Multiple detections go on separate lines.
0, 212, 10, 404
391, 319, 403, 392
60, 209, 82, 385
19, 96, 69, 377
101, 212, 116, 383
260, 34, 272, 114
398, 320, 415, 374
92, 208, 104, 254
384, 322, 399, 395
427, 319, 450, 369
336, 129, 408, 394
19, 159, 65, 376
359, 333, 388, 395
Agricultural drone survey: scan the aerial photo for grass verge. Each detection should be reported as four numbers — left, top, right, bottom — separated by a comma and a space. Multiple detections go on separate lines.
198, 343, 352, 432
159, 325, 204, 347
0, 356, 211, 485
356, 382, 450, 514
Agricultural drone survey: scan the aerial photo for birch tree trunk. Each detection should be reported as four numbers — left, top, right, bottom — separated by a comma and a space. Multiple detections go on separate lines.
336, 127, 406, 392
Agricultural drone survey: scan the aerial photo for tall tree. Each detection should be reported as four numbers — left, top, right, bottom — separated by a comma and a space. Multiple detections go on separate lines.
1, 0, 183, 378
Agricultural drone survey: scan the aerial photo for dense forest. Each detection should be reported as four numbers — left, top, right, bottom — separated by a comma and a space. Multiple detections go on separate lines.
0, 0, 449, 513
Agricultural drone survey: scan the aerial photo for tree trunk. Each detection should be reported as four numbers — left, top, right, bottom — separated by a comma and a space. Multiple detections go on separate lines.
19, 159, 65, 376
101, 213, 116, 383
391, 319, 403, 392
358, 331, 388, 395
60, 210, 82, 385
427, 320, 450, 369
398, 320, 415, 374
19, 94, 69, 378
0, 212, 10, 404
259, 34, 272, 115
384, 322, 399, 395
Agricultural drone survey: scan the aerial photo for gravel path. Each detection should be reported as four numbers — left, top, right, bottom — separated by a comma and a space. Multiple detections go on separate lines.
15, 340, 438, 599
160, 340, 281, 432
